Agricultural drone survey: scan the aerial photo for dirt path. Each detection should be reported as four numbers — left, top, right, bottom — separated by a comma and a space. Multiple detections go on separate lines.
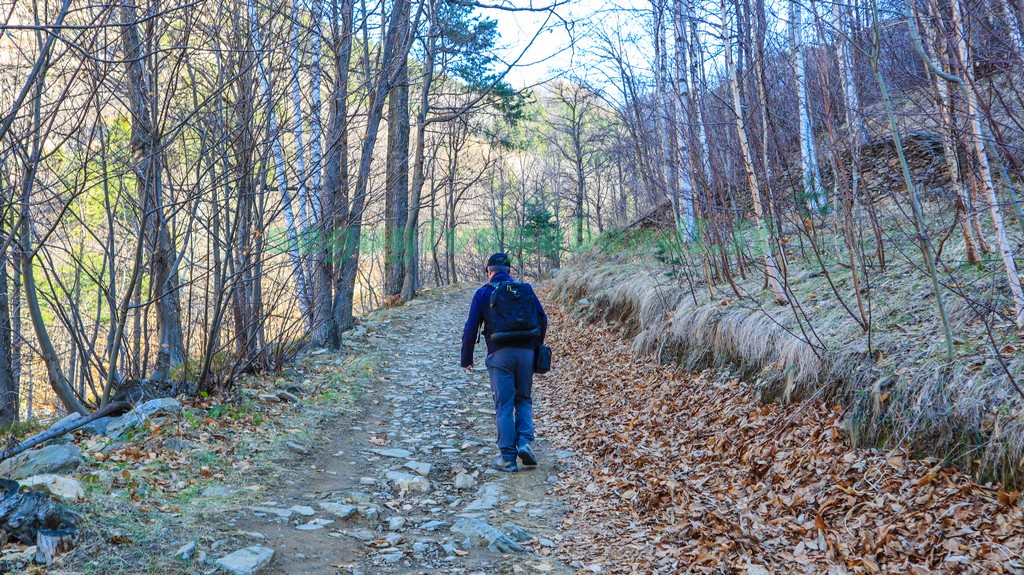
218, 286, 574, 574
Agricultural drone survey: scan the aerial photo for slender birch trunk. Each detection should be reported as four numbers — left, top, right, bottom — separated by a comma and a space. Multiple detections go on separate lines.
290, 0, 311, 232
653, 0, 675, 213
672, 0, 696, 240
833, 1, 866, 145
945, 0, 1024, 327
687, 5, 713, 194
310, 0, 334, 347
918, 6, 980, 262
790, 0, 825, 213
252, 0, 309, 326
722, 0, 788, 304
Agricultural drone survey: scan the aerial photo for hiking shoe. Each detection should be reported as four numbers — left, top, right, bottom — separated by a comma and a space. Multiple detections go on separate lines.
518, 443, 538, 466
491, 456, 518, 473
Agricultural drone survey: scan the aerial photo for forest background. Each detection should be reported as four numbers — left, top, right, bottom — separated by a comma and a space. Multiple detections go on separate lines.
2, 0, 1024, 484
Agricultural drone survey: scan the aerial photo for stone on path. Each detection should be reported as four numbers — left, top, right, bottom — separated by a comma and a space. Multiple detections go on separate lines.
451, 518, 525, 554
404, 461, 431, 476
296, 519, 334, 531
361, 505, 380, 521
276, 390, 300, 403
0, 444, 82, 480
464, 483, 502, 511
80, 416, 114, 436
347, 529, 377, 541
418, 520, 446, 531
250, 506, 292, 519
371, 448, 414, 459
505, 524, 534, 543
289, 505, 315, 517
215, 545, 274, 575
202, 485, 233, 497
318, 502, 358, 519
285, 441, 309, 455
385, 471, 431, 494
453, 472, 477, 490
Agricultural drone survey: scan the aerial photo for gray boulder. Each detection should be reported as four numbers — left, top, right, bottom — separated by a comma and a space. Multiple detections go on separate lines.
18, 474, 85, 502
106, 398, 182, 439
79, 416, 114, 436
215, 545, 274, 575
0, 444, 82, 480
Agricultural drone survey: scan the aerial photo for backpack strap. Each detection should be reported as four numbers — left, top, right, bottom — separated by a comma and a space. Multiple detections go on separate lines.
487, 281, 504, 307
477, 282, 503, 342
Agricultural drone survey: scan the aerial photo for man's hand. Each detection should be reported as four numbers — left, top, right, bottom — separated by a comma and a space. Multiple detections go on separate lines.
464, 365, 474, 373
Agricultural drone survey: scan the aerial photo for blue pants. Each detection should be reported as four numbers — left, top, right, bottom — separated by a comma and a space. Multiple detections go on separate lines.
485, 347, 535, 462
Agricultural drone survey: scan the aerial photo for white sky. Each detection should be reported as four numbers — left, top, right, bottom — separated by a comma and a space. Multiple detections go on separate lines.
486, 0, 624, 89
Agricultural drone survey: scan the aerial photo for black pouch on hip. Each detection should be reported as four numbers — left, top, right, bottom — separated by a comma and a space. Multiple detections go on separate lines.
534, 345, 552, 374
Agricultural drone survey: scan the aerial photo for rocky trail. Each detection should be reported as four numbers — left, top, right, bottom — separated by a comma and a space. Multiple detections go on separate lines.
205, 286, 575, 575
7, 283, 1024, 575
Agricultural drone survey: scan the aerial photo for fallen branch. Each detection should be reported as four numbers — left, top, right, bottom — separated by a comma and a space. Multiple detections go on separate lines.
0, 401, 129, 464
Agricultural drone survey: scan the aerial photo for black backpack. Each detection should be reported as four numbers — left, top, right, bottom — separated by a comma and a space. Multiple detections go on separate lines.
485, 281, 542, 344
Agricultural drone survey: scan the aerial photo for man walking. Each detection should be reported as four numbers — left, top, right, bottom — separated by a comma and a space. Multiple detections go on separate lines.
461, 253, 547, 472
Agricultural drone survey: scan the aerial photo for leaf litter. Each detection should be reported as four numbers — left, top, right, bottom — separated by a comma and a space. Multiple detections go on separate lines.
539, 301, 1024, 574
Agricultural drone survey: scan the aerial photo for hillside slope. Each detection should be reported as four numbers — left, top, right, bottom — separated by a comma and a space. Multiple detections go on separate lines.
552, 217, 1024, 488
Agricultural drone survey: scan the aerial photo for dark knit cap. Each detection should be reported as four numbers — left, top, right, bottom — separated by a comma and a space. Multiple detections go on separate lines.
486, 253, 511, 268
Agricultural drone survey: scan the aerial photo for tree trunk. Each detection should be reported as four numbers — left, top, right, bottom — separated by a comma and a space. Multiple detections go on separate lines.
333, 0, 413, 342
653, 0, 675, 213
945, 0, 1024, 327
672, 0, 696, 240
120, 0, 184, 379
790, 0, 825, 213
722, 0, 788, 305
0, 260, 17, 425
400, 0, 438, 302
21, 205, 87, 415
874, 6, 956, 359
918, 6, 980, 262
310, 0, 334, 347
288, 0, 313, 322
688, 2, 714, 195
384, 55, 410, 298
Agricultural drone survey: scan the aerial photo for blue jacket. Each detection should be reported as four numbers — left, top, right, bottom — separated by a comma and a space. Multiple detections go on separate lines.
460, 272, 547, 368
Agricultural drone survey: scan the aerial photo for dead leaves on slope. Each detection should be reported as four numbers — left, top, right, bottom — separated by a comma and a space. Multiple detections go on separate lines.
540, 303, 1024, 574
